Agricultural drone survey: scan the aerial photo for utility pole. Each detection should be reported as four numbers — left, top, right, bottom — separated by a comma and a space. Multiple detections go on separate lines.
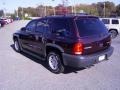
52, 0, 56, 16
16, 9, 18, 17
73, 0, 76, 15
72, 5, 74, 13
71, 0, 76, 15
22, 7, 24, 19
104, 2, 106, 17
42, 2, 47, 16
53, 7, 56, 16
44, 6, 47, 16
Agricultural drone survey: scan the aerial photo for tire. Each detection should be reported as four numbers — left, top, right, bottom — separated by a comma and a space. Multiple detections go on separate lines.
1, 24, 4, 27
109, 30, 118, 39
14, 39, 21, 52
47, 52, 64, 74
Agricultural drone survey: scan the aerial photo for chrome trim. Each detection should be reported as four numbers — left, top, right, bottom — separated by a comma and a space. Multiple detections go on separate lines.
84, 46, 92, 49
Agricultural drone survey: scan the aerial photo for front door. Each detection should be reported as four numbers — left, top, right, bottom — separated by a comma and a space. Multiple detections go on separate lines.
19, 20, 36, 51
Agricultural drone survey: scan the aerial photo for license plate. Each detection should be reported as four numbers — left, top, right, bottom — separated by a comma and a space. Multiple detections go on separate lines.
99, 55, 105, 61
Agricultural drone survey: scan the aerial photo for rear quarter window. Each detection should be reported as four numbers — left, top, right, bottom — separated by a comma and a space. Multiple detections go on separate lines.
49, 18, 74, 37
112, 19, 119, 24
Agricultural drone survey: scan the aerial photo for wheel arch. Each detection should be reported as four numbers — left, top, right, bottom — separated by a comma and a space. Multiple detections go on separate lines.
13, 34, 19, 41
46, 44, 64, 64
109, 29, 119, 34
46, 43, 64, 55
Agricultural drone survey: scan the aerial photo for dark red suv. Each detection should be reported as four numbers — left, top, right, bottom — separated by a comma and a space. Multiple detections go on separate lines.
13, 15, 114, 74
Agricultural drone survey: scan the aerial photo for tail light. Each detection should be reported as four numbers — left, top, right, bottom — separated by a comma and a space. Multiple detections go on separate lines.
72, 42, 84, 55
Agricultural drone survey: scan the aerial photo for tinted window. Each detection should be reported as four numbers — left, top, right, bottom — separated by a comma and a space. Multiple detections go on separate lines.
26, 20, 36, 32
36, 19, 48, 33
112, 20, 119, 24
50, 18, 73, 37
76, 18, 108, 37
102, 19, 110, 24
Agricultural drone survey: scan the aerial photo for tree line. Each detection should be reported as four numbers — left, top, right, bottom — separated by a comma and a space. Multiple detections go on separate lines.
13, 1, 120, 19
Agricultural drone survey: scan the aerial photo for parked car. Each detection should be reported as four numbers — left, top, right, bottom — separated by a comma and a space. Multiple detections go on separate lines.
0, 18, 13, 24
100, 18, 120, 38
13, 15, 113, 74
7, 18, 13, 23
0, 18, 8, 24
0, 19, 6, 27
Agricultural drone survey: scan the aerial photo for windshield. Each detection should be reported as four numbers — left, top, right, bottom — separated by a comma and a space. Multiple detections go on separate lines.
75, 18, 108, 37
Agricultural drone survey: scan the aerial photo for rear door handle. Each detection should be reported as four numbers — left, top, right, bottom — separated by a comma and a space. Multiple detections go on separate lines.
42, 37, 47, 43
28, 34, 34, 38
39, 34, 42, 37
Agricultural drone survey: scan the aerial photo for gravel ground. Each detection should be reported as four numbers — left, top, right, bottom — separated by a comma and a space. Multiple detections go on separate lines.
0, 20, 120, 90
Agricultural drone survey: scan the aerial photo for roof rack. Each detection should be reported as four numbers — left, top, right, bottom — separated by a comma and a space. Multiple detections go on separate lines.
47, 13, 89, 17
44, 13, 96, 19
66, 13, 89, 16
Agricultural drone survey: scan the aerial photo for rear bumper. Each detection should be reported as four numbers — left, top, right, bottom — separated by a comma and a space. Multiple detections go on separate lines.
62, 46, 114, 68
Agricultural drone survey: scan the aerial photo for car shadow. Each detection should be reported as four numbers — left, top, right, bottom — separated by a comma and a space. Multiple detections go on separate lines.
10, 44, 86, 74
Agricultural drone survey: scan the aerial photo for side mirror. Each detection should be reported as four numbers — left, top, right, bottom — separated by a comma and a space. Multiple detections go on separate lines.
21, 27, 26, 31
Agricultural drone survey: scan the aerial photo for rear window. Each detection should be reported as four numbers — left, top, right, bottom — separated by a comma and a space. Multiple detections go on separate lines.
112, 20, 119, 24
75, 18, 108, 37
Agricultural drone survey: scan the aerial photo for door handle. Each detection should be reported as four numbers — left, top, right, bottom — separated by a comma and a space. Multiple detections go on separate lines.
42, 37, 47, 43
39, 34, 42, 37
28, 34, 34, 38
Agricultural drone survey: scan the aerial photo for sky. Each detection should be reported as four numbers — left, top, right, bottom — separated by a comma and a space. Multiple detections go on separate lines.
0, 0, 120, 13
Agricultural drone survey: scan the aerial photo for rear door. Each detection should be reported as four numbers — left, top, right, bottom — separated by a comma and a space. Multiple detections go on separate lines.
31, 19, 48, 56
47, 18, 76, 54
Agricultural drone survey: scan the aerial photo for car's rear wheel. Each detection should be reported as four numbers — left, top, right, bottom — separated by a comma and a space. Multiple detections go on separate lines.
14, 39, 21, 52
47, 52, 64, 74
109, 30, 118, 39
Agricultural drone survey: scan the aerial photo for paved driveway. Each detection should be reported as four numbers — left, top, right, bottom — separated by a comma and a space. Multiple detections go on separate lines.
0, 20, 120, 90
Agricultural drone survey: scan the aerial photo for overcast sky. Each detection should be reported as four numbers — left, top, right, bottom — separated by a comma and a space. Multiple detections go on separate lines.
0, 0, 119, 13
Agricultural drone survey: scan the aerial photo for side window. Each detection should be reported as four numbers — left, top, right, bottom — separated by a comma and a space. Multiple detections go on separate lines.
112, 20, 119, 24
36, 19, 49, 33
102, 19, 110, 24
26, 20, 36, 32
50, 18, 73, 37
